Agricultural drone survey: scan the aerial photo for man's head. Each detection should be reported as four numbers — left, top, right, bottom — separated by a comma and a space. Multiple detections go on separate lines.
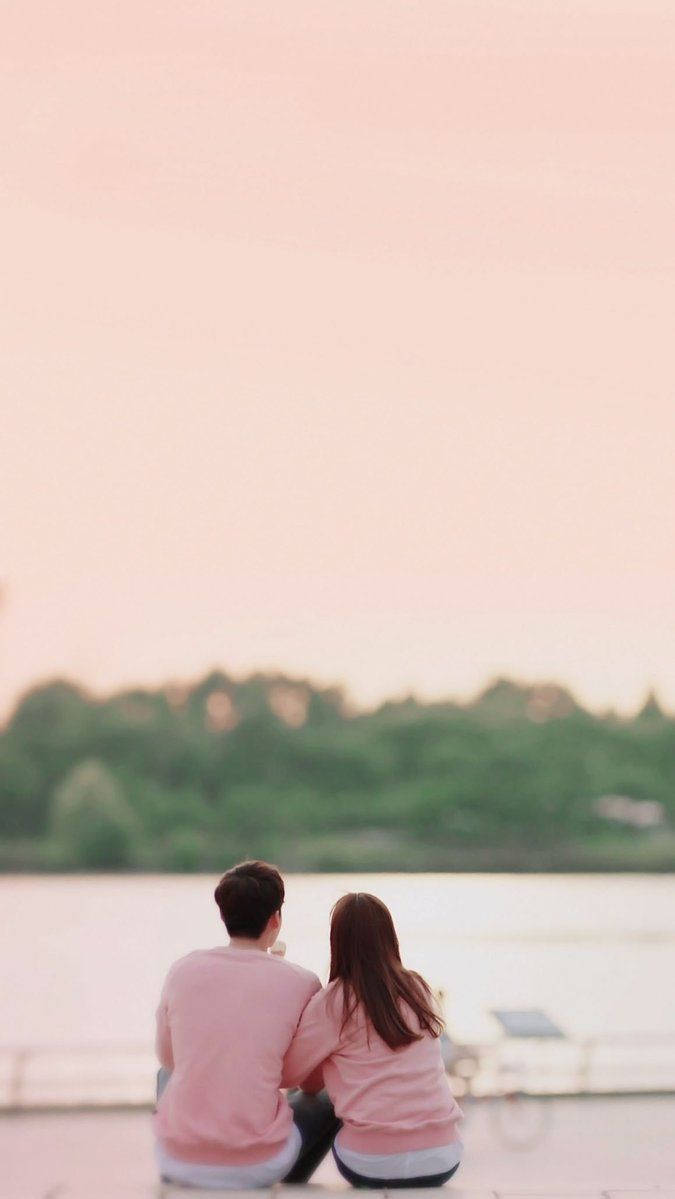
214, 860, 285, 948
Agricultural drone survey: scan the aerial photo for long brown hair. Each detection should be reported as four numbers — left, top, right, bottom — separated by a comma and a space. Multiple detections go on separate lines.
329, 892, 443, 1050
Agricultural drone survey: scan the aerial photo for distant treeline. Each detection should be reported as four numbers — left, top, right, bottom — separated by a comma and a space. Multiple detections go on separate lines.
0, 672, 673, 872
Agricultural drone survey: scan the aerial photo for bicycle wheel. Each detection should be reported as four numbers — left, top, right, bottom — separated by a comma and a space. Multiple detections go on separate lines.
488, 1092, 553, 1149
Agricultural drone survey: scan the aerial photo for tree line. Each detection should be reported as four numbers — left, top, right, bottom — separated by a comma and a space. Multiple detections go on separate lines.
0, 671, 673, 871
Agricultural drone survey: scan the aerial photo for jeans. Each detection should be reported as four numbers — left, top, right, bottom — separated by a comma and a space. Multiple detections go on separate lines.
156, 1069, 340, 1184
333, 1149, 461, 1189
283, 1088, 342, 1182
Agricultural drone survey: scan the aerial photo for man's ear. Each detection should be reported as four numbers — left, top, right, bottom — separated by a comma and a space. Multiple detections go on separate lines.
266, 910, 281, 938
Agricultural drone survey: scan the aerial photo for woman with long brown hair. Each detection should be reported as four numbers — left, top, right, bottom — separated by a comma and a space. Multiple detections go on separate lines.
282, 893, 463, 1188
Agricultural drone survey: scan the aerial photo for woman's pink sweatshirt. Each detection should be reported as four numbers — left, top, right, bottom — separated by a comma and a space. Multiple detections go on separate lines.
154, 946, 321, 1165
281, 980, 463, 1155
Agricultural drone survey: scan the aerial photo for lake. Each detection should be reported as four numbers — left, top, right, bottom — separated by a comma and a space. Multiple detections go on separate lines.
3, 872, 674, 1103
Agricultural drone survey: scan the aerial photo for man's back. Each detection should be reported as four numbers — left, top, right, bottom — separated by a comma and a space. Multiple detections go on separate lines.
155, 945, 321, 1165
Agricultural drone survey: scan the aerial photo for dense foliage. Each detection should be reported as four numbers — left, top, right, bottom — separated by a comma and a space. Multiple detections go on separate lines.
0, 672, 673, 871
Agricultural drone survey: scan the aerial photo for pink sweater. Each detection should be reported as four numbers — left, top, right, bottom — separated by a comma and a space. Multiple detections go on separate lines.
281, 980, 463, 1154
154, 946, 320, 1165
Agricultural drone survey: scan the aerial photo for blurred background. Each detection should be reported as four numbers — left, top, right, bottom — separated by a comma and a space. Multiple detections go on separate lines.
2, 0, 675, 1192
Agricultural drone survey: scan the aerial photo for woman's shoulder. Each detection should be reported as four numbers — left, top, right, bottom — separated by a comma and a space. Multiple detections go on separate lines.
294, 978, 345, 1041
307, 977, 341, 1010
302, 978, 353, 1025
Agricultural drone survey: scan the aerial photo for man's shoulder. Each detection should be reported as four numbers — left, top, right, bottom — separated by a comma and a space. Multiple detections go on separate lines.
164, 948, 319, 992
268, 953, 321, 995
163, 947, 221, 981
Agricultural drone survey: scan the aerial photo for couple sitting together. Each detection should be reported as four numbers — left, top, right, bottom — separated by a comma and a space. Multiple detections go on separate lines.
154, 860, 463, 1190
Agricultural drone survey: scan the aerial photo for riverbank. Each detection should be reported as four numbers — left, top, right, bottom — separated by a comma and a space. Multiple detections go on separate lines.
2, 828, 675, 873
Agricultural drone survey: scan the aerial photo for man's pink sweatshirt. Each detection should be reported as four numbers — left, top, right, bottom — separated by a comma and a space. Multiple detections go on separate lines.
281, 980, 463, 1155
154, 946, 320, 1165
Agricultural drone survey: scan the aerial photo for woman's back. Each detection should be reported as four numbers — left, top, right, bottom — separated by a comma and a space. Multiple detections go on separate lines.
283, 979, 462, 1155
284, 890, 463, 1185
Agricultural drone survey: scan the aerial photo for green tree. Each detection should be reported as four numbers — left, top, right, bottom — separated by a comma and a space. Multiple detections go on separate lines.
6, 681, 95, 833
0, 744, 42, 836
51, 760, 135, 868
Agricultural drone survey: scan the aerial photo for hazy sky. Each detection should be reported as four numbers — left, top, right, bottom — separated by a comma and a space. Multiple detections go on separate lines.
2, 1, 674, 717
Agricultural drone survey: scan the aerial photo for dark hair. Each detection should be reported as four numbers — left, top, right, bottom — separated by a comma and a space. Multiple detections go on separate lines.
214, 860, 285, 938
329, 892, 443, 1050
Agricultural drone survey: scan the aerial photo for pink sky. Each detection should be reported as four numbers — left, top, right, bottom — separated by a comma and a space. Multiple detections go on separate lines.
2, 1, 674, 717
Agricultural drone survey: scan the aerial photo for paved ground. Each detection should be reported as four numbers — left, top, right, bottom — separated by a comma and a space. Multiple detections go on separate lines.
2, 1096, 675, 1199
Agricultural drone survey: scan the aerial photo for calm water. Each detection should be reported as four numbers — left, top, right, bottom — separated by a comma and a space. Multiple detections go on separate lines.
2, 872, 675, 1103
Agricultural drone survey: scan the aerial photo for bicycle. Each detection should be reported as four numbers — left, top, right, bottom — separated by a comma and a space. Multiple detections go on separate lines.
438, 1004, 561, 1150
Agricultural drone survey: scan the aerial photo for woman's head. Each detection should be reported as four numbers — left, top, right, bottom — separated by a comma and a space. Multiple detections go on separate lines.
329, 892, 443, 1050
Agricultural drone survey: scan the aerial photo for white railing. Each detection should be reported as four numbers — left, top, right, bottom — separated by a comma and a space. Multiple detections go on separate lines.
0, 1043, 157, 1109
2, 1033, 675, 1110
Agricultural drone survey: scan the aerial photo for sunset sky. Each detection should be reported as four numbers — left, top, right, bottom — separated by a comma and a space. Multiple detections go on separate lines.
2, 1, 674, 718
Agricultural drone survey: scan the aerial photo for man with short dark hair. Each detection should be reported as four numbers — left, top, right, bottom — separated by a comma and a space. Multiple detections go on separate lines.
214, 859, 286, 940
154, 860, 338, 1188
